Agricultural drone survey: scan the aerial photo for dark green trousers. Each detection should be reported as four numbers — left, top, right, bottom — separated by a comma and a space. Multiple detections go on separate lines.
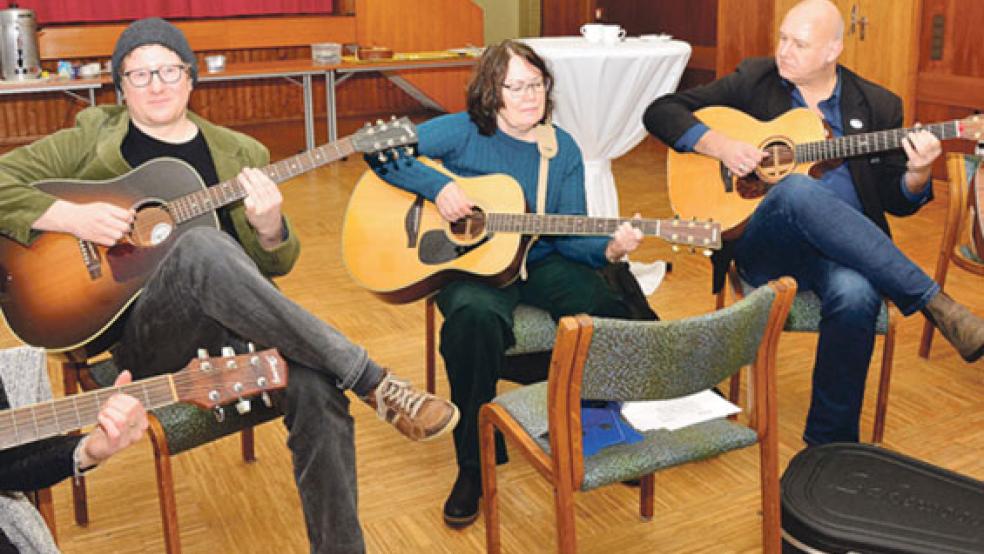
435, 254, 633, 473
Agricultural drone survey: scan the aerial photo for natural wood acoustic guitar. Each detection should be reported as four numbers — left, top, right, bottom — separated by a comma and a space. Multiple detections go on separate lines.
667, 107, 984, 238
0, 118, 417, 352
342, 158, 722, 304
0, 348, 286, 451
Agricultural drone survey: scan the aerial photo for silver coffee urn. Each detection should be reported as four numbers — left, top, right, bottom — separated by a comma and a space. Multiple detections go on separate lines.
0, 4, 41, 81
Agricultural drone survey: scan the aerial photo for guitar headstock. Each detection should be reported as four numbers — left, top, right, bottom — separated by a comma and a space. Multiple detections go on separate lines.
172, 347, 288, 412
958, 114, 984, 142
661, 217, 722, 253
352, 116, 418, 165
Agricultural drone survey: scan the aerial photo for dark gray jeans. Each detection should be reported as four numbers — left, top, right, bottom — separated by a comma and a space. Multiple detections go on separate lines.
113, 227, 367, 553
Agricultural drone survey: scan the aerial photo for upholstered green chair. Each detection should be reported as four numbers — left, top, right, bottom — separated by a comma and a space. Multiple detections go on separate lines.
424, 297, 557, 393
479, 277, 796, 553
919, 153, 984, 358
717, 264, 897, 443
59, 350, 282, 554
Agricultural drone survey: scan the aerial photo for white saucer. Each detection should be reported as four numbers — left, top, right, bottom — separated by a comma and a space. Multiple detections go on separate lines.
639, 34, 672, 42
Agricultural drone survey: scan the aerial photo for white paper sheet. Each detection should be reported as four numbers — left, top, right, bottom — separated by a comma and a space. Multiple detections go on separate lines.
621, 390, 741, 432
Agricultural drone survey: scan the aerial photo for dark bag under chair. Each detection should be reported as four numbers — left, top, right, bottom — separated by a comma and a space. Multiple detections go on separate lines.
781, 443, 984, 553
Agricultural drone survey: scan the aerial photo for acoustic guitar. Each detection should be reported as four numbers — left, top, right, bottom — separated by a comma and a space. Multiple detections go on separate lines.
342, 158, 722, 304
667, 107, 984, 238
0, 348, 287, 451
0, 118, 417, 352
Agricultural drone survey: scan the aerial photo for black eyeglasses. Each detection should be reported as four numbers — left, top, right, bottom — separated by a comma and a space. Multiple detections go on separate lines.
122, 64, 189, 88
501, 79, 548, 98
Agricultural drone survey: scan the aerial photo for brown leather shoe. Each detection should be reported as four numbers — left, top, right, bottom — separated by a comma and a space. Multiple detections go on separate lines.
363, 373, 460, 441
922, 292, 984, 362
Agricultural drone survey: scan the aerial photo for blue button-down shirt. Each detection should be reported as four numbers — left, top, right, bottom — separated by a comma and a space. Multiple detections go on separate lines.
674, 69, 931, 210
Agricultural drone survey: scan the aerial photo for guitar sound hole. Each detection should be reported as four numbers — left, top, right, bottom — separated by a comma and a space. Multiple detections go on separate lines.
448, 208, 487, 242
130, 205, 175, 247
759, 139, 796, 182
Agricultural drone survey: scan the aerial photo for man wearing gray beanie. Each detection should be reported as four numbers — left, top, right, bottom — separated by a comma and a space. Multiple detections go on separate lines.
0, 16, 458, 554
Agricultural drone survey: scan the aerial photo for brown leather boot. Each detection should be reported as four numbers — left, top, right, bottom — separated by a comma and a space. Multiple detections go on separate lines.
922, 292, 984, 362
363, 372, 460, 441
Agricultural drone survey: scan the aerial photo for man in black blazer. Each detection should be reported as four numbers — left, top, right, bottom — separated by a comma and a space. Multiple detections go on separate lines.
644, 0, 984, 445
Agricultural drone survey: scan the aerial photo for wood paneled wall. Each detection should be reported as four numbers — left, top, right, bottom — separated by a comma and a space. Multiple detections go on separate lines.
917, 0, 984, 163
1, 2, 482, 147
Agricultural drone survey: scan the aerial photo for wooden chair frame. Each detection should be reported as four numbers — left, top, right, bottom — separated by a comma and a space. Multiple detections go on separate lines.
716, 265, 897, 443
918, 153, 984, 358
57, 352, 257, 554
479, 278, 796, 553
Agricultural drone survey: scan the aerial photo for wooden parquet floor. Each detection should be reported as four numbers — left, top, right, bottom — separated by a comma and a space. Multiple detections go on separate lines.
12, 117, 982, 553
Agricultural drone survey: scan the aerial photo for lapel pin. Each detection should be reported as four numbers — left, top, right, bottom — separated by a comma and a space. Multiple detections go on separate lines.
849, 118, 864, 130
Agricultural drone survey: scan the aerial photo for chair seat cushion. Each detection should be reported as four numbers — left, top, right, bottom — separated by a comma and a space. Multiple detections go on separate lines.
88, 359, 282, 455
959, 244, 983, 265
506, 304, 557, 355
495, 382, 759, 491
738, 279, 890, 334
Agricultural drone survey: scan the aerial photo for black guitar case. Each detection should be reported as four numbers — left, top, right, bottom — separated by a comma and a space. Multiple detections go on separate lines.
781, 443, 984, 553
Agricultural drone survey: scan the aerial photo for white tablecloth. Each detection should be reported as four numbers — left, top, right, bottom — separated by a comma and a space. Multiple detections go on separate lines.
522, 37, 691, 216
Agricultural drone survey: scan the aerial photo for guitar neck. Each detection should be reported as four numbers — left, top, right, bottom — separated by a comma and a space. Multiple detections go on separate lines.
167, 138, 357, 224
0, 375, 177, 450
795, 120, 962, 163
487, 213, 718, 244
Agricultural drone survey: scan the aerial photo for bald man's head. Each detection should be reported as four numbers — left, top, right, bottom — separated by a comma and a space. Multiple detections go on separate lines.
776, 0, 845, 87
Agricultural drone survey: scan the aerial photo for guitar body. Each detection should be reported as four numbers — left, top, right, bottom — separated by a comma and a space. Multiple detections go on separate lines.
667, 107, 827, 237
342, 160, 530, 304
0, 158, 219, 352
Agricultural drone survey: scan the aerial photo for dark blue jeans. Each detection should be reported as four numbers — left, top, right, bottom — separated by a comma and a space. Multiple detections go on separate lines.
733, 175, 938, 445
113, 228, 368, 554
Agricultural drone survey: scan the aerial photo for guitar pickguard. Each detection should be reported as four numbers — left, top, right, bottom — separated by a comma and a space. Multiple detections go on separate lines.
418, 230, 491, 264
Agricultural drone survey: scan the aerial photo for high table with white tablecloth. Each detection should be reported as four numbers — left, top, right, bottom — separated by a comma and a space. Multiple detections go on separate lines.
522, 37, 691, 217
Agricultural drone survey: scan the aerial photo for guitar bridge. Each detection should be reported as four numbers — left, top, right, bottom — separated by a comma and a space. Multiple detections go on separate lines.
78, 240, 102, 280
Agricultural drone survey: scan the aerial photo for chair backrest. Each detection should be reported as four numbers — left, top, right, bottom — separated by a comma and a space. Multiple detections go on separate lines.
968, 155, 983, 259
944, 153, 984, 264
577, 283, 783, 402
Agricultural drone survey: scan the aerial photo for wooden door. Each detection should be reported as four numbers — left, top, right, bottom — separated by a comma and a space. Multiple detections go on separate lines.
838, 0, 919, 119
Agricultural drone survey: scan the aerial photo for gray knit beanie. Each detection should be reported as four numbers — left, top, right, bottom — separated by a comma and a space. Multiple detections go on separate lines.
112, 17, 198, 90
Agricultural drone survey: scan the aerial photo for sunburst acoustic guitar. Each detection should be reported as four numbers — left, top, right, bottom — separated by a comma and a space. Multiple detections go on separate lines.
667, 107, 984, 238
342, 158, 722, 304
0, 118, 417, 352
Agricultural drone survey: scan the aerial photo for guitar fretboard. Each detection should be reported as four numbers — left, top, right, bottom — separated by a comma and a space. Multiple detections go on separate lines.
0, 376, 176, 450
486, 213, 719, 246
166, 138, 357, 225
795, 120, 962, 163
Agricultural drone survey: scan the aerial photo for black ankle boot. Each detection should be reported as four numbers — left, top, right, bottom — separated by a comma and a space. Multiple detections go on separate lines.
443, 469, 482, 529
923, 292, 984, 362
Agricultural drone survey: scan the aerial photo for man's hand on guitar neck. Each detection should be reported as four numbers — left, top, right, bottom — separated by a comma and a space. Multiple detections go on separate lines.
239, 167, 286, 251
901, 127, 941, 195
33, 200, 134, 246
77, 370, 148, 471
694, 130, 768, 177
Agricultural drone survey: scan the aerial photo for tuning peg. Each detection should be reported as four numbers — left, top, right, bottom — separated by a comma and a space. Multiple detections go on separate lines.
197, 348, 212, 370
261, 392, 273, 408
247, 342, 256, 353
671, 244, 681, 253
236, 398, 252, 415
197, 348, 209, 360
703, 249, 714, 257
213, 406, 225, 423
404, 146, 414, 156
221, 346, 235, 358
377, 152, 388, 163
390, 114, 397, 121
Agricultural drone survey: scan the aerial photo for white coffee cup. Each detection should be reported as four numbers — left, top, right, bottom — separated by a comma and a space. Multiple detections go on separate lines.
601, 25, 626, 45
580, 23, 605, 43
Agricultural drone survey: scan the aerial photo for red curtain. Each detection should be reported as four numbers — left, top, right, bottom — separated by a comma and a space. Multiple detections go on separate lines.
17, 1, 334, 24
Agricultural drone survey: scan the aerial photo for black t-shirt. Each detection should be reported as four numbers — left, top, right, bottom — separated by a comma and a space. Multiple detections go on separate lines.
121, 121, 236, 237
